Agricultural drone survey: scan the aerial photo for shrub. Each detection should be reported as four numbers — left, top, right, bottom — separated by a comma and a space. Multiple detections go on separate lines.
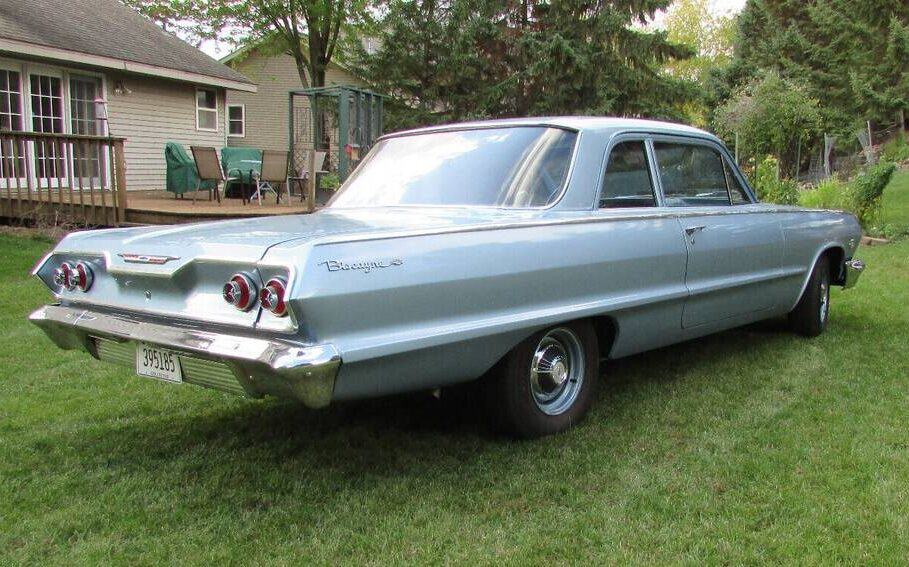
880, 137, 909, 164
850, 162, 897, 228
798, 178, 850, 210
319, 173, 341, 191
754, 156, 799, 205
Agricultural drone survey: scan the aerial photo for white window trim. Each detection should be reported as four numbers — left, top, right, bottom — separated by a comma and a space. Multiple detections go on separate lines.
227, 103, 245, 138
195, 87, 218, 132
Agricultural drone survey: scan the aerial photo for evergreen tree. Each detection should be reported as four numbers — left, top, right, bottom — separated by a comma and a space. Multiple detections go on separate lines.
352, 0, 697, 129
722, 0, 909, 134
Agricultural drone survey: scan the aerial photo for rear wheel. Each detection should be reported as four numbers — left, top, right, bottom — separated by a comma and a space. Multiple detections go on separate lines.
486, 320, 598, 438
789, 256, 831, 337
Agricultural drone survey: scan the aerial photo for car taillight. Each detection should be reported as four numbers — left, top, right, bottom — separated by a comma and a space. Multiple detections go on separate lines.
53, 262, 75, 291
74, 262, 93, 291
259, 277, 288, 317
223, 273, 258, 311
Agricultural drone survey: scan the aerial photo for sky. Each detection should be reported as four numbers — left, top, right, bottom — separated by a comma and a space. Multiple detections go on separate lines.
197, 0, 748, 59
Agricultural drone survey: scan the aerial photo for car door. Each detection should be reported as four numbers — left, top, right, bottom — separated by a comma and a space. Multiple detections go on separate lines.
591, 137, 690, 356
651, 138, 784, 328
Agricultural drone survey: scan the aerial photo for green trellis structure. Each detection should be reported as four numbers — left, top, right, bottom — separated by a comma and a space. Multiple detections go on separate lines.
288, 86, 384, 182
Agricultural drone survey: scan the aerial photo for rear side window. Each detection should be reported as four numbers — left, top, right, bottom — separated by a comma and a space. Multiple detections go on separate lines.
653, 142, 731, 206
600, 141, 656, 208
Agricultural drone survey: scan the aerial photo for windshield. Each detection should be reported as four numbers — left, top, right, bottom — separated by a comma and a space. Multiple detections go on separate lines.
329, 126, 578, 208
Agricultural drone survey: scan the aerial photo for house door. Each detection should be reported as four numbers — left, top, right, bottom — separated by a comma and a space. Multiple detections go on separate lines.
28, 72, 67, 189
69, 75, 106, 188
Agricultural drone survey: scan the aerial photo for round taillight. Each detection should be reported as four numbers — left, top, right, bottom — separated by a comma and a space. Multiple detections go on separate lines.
53, 262, 76, 291
259, 277, 288, 317
74, 262, 93, 291
223, 273, 257, 311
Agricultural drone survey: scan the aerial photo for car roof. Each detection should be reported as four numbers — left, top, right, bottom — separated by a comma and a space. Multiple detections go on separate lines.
383, 116, 718, 141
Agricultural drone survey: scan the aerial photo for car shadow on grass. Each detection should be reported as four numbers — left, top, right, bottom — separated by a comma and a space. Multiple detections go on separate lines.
60, 318, 808, 478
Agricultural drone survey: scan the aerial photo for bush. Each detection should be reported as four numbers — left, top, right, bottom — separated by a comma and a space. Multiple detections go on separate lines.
319, 173, 341, 191
754, 156, 799, 205
880, 137, 909, 164
798, 178, 850, 209
850, 162, 896, 228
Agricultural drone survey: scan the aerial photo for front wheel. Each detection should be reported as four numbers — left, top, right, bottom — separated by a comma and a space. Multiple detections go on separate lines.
789, 256, 831, 337
486, 320, 599, 438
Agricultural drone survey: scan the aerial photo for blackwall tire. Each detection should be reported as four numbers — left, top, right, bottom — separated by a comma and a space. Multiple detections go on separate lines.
486, 319, 599, 438
789, 256, 831, 338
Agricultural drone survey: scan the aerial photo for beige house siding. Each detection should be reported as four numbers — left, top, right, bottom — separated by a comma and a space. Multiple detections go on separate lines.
107, 73, 226, 191
226, 51, 365, 154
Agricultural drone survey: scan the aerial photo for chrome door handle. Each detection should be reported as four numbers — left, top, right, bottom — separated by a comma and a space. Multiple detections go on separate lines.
684, 225, 706, 236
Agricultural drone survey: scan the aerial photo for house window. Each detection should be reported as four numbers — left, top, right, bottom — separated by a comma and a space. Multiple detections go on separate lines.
227, 104, 245, 137
196, 88, 218, 131
30, 73, 65, 179
0, 69, 24, 178
70, 75, 105, 183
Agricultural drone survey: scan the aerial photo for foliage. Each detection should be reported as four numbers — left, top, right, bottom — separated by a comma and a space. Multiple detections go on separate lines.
120, 0, 221, 45
719, 0, 909, 134
664, 0, 735, 82
752, 155, 798, 205
319, 172, 341, 190
880, 137, 909, 164
123, 0, 374, 88
797, 178, 851, 210
716, 75, 822, 178
350, 0, 699, 130
851, 162, 897, 228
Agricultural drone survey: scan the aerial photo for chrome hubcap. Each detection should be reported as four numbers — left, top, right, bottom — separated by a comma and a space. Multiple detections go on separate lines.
530, 328, 584, 416
819, 278, 829, 323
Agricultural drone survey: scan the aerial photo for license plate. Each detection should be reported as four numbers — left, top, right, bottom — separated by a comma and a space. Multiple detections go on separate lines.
136, 342, 183, 383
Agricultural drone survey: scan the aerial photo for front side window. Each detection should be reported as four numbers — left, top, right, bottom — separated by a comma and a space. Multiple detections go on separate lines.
724, 159, 751, 204
654, 142, 731, 206
599, 140, 655, 208
196, 88, 217, 131
330, 126, 577, 208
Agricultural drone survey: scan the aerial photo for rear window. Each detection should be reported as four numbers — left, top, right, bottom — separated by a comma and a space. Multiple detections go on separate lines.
330, 127, 577, 208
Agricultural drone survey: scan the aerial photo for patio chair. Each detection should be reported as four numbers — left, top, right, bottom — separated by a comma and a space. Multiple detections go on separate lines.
190, 146, 241, 205
251, 150, 290, 206
288, 150, 328, 202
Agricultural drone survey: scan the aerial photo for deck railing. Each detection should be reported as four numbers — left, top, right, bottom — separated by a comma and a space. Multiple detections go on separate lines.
0, 130, 128, 226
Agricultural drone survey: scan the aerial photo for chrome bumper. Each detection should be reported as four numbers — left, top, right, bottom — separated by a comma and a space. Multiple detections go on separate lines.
28, 304, 341, 408
843, 258, 865, 289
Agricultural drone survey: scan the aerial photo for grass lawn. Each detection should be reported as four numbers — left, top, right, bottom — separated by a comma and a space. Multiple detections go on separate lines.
2, 176, 909, 564
881, 169, 909, 228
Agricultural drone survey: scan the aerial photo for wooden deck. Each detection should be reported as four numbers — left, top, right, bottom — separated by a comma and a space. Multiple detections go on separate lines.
0, 189, 317, 226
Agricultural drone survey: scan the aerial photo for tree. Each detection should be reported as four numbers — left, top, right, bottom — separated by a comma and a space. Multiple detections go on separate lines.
663, 0, 735, 82
351, 0, 698, 129
714, 72, 822, 174
123, 0, 373, 88
719, 0, 909, 135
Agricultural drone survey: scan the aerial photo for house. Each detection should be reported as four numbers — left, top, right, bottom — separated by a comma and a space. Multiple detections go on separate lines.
221, 43, 368, 172
0, 0, 256, 191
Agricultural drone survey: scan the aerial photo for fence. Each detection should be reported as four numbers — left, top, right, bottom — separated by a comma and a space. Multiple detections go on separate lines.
0, 131, 128, 226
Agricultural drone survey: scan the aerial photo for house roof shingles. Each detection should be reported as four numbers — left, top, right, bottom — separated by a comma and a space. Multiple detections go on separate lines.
0, 0, 254, 88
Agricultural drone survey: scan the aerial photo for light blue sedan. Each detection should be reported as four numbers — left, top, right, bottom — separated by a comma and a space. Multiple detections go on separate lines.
30, 118, 864, 437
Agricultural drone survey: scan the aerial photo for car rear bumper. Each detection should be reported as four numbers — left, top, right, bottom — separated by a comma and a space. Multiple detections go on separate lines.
28, 304, 341, 408
843, 258, 865, 289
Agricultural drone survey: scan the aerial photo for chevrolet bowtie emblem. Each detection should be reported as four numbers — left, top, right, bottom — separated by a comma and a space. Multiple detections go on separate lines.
118, 253, 180, 265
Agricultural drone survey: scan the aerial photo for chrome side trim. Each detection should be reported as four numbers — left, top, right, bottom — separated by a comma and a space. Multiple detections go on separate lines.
28, 305, 340, 408
843, 259, 865, 289
309, 207, 824, 248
